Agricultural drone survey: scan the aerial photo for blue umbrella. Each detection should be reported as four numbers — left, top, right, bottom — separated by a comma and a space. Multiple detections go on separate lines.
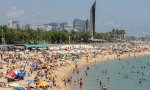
32, 62, 37, 67
15, 86, 26, 90
17, 72, 25, 77
25, 80, 35, 83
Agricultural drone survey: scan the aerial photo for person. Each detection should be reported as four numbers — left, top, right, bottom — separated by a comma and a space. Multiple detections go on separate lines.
99, 80, 102, 87
80, 78, 83, 88
139, 79, 142, 85
103, 85, 107, 90
107, 77, 110, 83
85, 71, 88, 76
26, 83, 31, 90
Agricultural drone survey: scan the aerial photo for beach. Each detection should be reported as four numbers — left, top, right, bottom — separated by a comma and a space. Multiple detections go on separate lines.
0, 44, 150, 90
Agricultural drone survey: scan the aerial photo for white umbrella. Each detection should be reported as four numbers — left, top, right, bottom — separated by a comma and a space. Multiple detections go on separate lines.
14, 70, 20, 75
19, 52, 24, 55
15, 49, 20, 52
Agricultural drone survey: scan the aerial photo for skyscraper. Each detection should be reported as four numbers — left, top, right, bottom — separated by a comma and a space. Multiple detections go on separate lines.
90, 1, 96, 39
49, 22, 60, 31
73, 18, 86, 31
86, 19, 89, 32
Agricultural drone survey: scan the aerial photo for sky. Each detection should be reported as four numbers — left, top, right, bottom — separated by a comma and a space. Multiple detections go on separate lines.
0, 0, 150, 36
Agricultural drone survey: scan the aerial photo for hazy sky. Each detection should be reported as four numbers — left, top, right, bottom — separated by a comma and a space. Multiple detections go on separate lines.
0, 0, 150, 36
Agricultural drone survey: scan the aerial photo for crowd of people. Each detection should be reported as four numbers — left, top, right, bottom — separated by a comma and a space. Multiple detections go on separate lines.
0, 44, 149, 90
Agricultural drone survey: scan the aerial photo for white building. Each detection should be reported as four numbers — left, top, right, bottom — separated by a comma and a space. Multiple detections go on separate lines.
37, 24, 52, 31
64, 25, 72, 32
37, 25, 42, 30
46, 25, 52, 31
8, 20, 19, 29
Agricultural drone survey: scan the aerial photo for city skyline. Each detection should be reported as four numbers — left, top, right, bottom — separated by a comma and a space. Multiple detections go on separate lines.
0, 0, 150, 36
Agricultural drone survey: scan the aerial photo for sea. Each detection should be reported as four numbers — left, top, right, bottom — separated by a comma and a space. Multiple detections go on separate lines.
70, 55, 150, 90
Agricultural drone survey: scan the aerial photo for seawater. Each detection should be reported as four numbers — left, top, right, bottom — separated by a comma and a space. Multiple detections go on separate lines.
70, 55, 150, 90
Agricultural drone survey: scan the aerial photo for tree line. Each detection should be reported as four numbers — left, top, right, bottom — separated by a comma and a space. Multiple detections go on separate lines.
0, 25, 125, 44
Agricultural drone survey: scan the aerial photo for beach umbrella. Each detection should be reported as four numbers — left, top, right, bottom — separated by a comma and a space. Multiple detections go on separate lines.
25, 50, 29, 52
32, 62, 37, 67
15, 86, 26, 90
17, 72, 25, 77
25, 80, 35, 83
38, 81, 49, 86
8, 83, 20, 87
61, 54, 67, 61
17, 73, 25, 77
7, 71, 16, 77
14, 70, 21, 75
32, 48, 36, 50
19, 52, 24, 55
15, 49, 20, 52
43, 63, 47, 67
11, 64, 18, 68
38, 48, 42, 50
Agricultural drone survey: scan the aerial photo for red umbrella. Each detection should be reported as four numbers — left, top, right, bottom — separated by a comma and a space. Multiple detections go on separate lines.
43, 64, 47, 67
7, 71, 16, 77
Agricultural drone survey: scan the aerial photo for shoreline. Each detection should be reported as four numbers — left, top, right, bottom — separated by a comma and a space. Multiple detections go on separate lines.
53, 51, 150, 90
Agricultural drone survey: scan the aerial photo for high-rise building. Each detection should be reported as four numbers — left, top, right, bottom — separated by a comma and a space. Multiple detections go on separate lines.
24, 24, 31, 29
60, 22, 72, 31
60, 22, 68, 30
49, 22, 59, 31
90, 1, 96, 39
8, 20, 19, 29
73, 18, 86, 31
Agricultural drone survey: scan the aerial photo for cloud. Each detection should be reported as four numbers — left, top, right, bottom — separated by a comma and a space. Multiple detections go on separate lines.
6, 6, 24, 18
